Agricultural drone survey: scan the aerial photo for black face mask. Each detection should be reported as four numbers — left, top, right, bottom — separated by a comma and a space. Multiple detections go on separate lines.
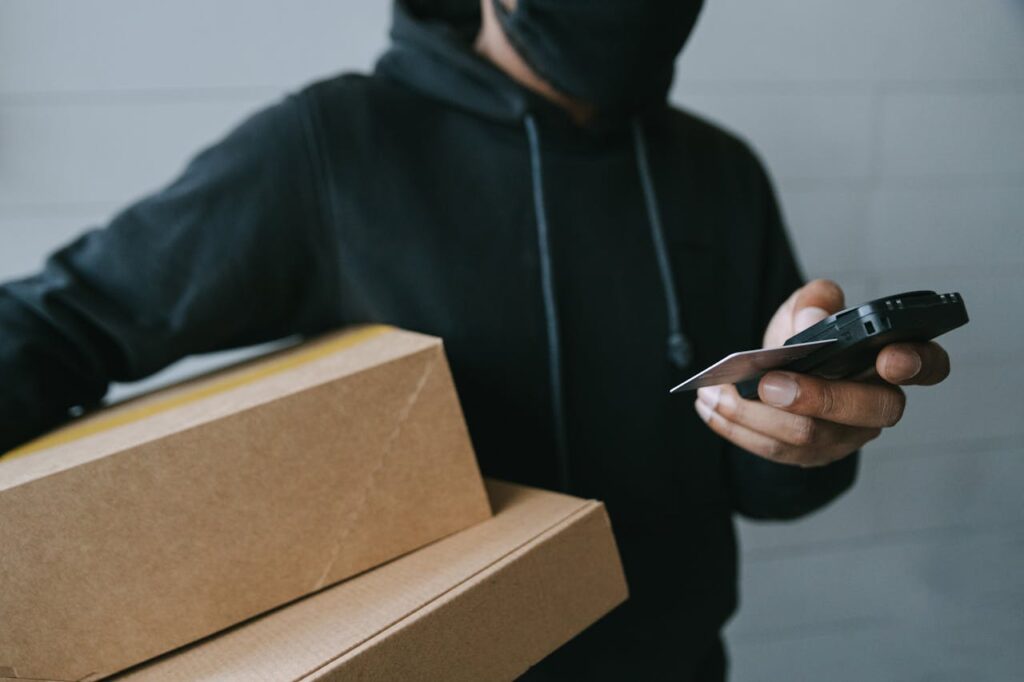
492, 0, 704, 116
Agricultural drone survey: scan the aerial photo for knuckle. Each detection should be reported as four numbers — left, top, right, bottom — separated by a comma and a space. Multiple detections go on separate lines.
817, 381, 838, 418
714, 415, 735, 439
789, 417, 818, 446
716, 394, 740, 420
764, 439, 789, 462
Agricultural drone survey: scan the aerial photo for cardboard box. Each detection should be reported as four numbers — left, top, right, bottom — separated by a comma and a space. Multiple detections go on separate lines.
114, 481, 628, 681
0, 326, 492, 681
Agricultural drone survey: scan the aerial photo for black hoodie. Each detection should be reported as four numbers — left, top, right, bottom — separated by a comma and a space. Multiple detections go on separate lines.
0, 3, 857, 678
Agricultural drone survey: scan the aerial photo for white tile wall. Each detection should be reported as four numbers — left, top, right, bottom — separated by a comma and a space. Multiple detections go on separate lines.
679, 0, 1024, 84
1, 1, 1020, 679
0, 210, 115, 280
677, 92, 876, 182
733, 529, 1024, 639
738, 446, 1024, 553
879, 91, 1024, 179
678, 1, 882, 83
729, 530, 1024, 681
0, 0, 387, 93
866, 185, 1024, 272
0, 99, 266, 207
879, 0, 1024, 81
781, 187, 870, 277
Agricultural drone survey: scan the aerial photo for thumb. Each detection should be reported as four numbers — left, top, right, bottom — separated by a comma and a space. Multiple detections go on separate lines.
792, 279, 845, 332
795, 305, 830, 332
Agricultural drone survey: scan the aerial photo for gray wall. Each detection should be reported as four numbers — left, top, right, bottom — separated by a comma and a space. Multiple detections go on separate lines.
674, 4, 1024, 680
2, 2, 1021, 679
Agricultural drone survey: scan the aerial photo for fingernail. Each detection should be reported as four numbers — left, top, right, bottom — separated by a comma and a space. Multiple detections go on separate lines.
886, 350, 922, 381
697, 385, 721, 410
761, 373, 798, 407
795, 306, 829, 332
694, 398, 712, 422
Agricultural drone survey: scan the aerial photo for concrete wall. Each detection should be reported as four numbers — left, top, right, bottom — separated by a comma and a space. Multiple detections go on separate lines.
2, 2, 1021, 679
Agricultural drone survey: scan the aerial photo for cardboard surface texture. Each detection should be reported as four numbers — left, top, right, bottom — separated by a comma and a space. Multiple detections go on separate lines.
114, 481, 629, 681
0, 326, 492, 681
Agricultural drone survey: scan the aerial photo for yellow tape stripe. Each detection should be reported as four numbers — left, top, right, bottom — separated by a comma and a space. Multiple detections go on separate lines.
3, 325, 392, 461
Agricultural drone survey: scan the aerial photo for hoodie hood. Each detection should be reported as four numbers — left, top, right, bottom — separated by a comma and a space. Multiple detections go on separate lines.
376, 0, 534, 125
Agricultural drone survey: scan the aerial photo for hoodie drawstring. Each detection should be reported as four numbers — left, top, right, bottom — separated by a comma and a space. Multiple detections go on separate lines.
525, 114, 572, 493
523, 114, 694, 493
632, 118, 693, 370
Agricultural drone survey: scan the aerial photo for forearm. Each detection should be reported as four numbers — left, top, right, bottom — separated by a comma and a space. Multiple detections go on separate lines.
0, 92, 338, 453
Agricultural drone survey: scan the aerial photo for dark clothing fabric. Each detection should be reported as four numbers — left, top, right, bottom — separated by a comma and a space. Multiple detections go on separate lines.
0, 2, 857, 678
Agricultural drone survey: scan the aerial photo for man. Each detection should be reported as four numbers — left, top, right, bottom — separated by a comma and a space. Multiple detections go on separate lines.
0, 0, 950, 679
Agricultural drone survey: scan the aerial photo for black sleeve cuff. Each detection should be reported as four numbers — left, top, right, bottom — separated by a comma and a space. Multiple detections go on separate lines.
728, 447, 859, 521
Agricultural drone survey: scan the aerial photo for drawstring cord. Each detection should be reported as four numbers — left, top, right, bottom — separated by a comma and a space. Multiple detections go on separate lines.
525, 114, 571, 493
632, 118, 693, 370
523, 114, 694, 492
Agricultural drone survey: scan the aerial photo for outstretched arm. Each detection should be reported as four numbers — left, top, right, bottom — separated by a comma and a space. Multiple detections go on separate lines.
0, 93, 340, 453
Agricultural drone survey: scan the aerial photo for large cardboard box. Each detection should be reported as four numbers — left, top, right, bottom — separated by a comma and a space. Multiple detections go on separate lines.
115, 481, 629, 681
0, 326, 492, 681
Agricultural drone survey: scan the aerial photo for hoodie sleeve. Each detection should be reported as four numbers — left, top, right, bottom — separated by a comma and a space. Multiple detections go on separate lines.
0, 93, 341, 454
726, 156, 859, 521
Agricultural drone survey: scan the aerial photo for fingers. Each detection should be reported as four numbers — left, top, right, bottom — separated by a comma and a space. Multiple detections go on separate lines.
694, 385, 881, 467
697, 384, 874, 448
792, 279, 845, 332
695, 397, 787, 460
876, 341, 950, 386
763, 279, 846, 347
758, 371, 907, 428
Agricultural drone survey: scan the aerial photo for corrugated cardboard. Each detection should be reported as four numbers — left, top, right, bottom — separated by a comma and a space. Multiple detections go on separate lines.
0, 326, 492, 682
113, 480, 629, 681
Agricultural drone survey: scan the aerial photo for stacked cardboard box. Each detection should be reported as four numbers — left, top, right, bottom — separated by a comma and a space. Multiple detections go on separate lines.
0, 326, 627, 680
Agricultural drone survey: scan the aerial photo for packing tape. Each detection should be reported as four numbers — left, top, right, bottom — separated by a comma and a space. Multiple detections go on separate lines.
2, 325, 392, 461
